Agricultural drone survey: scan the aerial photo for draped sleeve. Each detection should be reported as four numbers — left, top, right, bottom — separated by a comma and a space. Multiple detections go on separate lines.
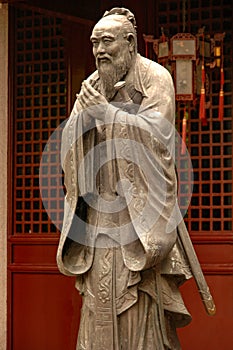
96, 56, 179, 271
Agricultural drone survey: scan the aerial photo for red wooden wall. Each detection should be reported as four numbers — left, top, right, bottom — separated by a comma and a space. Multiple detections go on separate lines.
8, 5, 92, 349
9, 237, 81, 349
8, 1, 233, 349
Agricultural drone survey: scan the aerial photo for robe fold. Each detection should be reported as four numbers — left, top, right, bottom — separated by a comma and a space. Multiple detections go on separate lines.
57, 54, 192, 350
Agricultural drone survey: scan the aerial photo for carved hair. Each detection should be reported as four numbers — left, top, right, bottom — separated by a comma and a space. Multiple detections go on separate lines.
102, 7, 137, 31
102, 7, 137, 51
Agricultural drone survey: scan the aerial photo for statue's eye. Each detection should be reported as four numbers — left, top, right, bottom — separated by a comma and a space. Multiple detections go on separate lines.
103, 38, 113, 45
92, 40, 98, 47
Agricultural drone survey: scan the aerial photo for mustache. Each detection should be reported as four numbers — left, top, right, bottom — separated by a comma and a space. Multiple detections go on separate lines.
96, 54, 112, 63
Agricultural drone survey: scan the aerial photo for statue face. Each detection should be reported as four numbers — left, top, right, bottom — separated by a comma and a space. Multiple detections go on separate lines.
90, 18, 131, 70
90, 16, 135, 100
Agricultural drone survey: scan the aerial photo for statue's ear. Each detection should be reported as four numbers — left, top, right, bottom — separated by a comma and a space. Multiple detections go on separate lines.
126, 33, 135, 52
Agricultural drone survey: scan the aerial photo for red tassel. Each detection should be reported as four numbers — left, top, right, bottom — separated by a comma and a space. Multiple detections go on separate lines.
202, 116, 208, 126
218, 90, 224, 121
199, 88, 207, 125
181, 117, 187, 155
199, 63, 207, 125
218, 68, 224, 120
220, 67, 224, 86
199, 36, 207, 126
201, 64, 205, 84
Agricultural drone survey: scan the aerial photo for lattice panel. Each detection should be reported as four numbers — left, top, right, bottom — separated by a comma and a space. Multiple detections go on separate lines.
14, 7, 67, 234
158, 0, 233, 233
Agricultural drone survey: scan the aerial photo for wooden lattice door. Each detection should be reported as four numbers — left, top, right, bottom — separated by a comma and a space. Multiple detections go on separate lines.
154, 1, 233, 349
8, 1, 233, 350
8, 5, 93, 350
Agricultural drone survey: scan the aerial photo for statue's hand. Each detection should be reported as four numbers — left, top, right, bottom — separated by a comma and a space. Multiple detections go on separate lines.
77, 80, 108, 121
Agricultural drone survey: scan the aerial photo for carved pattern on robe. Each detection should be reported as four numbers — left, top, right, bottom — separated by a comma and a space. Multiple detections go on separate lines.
97, 249, 112, 303
118, 122, 148, 227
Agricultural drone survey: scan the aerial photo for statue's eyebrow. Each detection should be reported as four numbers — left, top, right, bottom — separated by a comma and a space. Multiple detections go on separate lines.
90, 33, 116, 42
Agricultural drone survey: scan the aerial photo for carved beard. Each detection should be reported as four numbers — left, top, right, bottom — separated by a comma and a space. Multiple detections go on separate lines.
96, 49, 132, 101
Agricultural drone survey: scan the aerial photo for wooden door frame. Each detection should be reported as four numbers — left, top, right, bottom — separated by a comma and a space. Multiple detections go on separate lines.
5, 3, 94, 349
0, 3, 9, 350
4, 1, 233, 349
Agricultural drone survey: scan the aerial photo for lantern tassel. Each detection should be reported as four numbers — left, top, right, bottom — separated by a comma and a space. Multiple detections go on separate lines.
218, 67, 224, 121
181, 117, 187, 155
199, 87, 206, 120
199, 64, 207, 125
181, 106, 188, 155
199, 34, 207, 126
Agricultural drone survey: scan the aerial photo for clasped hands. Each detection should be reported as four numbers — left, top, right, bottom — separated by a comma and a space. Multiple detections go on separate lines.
76, 80, 108, 122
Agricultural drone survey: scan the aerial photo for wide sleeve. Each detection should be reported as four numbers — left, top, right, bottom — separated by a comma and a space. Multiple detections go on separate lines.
57, 103, 95, 276
104, 62, 178, 271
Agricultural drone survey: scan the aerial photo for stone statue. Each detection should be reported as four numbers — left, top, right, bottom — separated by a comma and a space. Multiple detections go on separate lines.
57, 7, 193, 350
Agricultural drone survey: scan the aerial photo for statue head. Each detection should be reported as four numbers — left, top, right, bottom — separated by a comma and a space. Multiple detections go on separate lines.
90, 8, 138, 100
102, 8, 137, 50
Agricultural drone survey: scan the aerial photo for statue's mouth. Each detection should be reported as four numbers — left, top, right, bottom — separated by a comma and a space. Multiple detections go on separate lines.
97, 56, 111, 64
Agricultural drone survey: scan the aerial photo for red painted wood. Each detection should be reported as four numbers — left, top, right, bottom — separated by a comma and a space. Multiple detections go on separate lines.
12, 273, 81, 350
8, 2, 233, 350
7, 6, 92, 350
178, 275, 233, 350
193, 242, 233, 266
12, 244, 58, 264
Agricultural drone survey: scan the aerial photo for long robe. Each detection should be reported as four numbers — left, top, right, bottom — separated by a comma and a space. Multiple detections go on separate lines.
57, 54, 192, 349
